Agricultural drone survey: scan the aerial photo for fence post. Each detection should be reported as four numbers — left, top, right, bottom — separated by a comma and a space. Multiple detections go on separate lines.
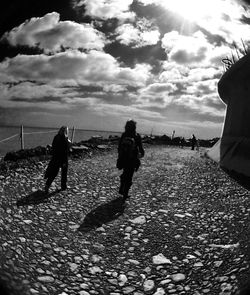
20, 125, 24, 149
71, 126, 75, 143
171, 130, 175, 140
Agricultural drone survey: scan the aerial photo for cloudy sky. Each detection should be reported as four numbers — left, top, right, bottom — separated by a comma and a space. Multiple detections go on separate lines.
1, 0, 250, 138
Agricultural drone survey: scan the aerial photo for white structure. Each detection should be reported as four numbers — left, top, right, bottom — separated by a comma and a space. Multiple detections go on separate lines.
207, 139, 220, 163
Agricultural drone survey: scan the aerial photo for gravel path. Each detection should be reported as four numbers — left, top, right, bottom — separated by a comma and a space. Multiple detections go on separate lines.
0, 146, 249, 295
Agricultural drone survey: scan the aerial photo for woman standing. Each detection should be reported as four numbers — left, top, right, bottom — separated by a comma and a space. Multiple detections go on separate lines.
44, 126, 71, 193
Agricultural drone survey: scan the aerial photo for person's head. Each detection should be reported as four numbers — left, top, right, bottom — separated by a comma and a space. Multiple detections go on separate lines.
125, 119, 136, 133
58, 126, 68, 137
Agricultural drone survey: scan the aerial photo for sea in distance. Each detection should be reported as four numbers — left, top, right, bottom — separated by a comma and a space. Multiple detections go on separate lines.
0, 126, 122, 157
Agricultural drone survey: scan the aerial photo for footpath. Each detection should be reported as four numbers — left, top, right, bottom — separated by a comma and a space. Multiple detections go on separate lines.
0, 146, 249, 295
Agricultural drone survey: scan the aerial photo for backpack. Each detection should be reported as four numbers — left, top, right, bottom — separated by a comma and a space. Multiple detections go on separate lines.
117, 136, 139, 169
120, 137, 137, 159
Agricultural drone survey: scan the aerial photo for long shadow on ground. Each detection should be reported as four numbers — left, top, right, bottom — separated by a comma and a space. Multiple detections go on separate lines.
78, 197, 126, 233
16, 189, 60, 206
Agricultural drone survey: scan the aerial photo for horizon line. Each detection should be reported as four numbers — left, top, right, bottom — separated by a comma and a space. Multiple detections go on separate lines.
0, 124, 123, 134
0, 124, 220, 140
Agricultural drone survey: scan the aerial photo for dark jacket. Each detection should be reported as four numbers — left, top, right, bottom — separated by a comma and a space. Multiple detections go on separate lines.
44, 134, 70, 179
51, 134, 70, 164
117, 132, 144, 169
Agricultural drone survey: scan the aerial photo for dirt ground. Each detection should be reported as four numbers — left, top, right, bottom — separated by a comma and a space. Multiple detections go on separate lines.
0, 145, 249, 295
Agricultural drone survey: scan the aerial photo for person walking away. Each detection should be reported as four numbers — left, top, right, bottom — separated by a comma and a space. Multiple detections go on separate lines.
116, 120, 145, 200
191, 134, 197, 150
44, 126, 71, 193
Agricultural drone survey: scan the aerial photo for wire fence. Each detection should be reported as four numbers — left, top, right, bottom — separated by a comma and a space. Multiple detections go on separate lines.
23, 130, 57, 135
0, 134, 19, 144
0, 126, 75, 153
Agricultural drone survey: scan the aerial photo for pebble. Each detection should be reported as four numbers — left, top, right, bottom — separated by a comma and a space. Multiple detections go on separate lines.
125, 226, 133, 232
36, 268, 45, 274
30, 288, 39, 294
37, 276, 54, 283
153, 288, 166, 295
160, 279, 172, 285
171, 273, 186, 282
122, 286, 136, 294
68, 262, 79, 272
118, 274, 128, 286
80, 283, 89, 289
143, 279, 155, 292
128, 259, 140, 265
153, 253, 172, 265
23, 220, 32, 224
88, 266, 102, 274
130, 216, 146, 224
193, 262, 204, 267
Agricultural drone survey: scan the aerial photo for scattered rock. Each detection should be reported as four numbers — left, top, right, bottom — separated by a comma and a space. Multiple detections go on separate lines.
118, 274, 128, 286
0, 146, 249, 295
37, 276, 54, 283
130, 216, 146, 225
143, 279, 155, 292
153, 288, 165, 295
171, 273, 186, 282
153, 254, 172, 265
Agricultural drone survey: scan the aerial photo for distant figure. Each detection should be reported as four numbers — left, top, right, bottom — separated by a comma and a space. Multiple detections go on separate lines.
191, 134, 197, 150
44, 126, 71, 193
116, 120, 145, 200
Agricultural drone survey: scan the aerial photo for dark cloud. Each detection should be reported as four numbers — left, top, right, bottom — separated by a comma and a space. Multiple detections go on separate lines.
240, 14, 250, 24
198, 27, 227, 46
77, 85, 103, 93
4, 80, 43, 88
72, 87, 135, 106
240, 0, 250, 6
77, 84, 139, 95
104, 41, 166, 72
0, 0, 82, 61
170, 47, 207, 65
0, 41, 43, 62
0, 0, 78, 38
10, 96, 63, 103
93, 19, 120, 35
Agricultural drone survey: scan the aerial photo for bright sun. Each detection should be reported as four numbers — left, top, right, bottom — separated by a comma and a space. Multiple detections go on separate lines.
163, 0, 224, 23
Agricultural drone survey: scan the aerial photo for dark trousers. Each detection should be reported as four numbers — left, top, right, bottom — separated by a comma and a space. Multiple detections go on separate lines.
45, 162, 68, 189
119, 166, 135, 197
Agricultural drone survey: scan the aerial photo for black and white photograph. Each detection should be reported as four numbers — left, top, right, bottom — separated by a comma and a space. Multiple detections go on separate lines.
0, 0, 250, 294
